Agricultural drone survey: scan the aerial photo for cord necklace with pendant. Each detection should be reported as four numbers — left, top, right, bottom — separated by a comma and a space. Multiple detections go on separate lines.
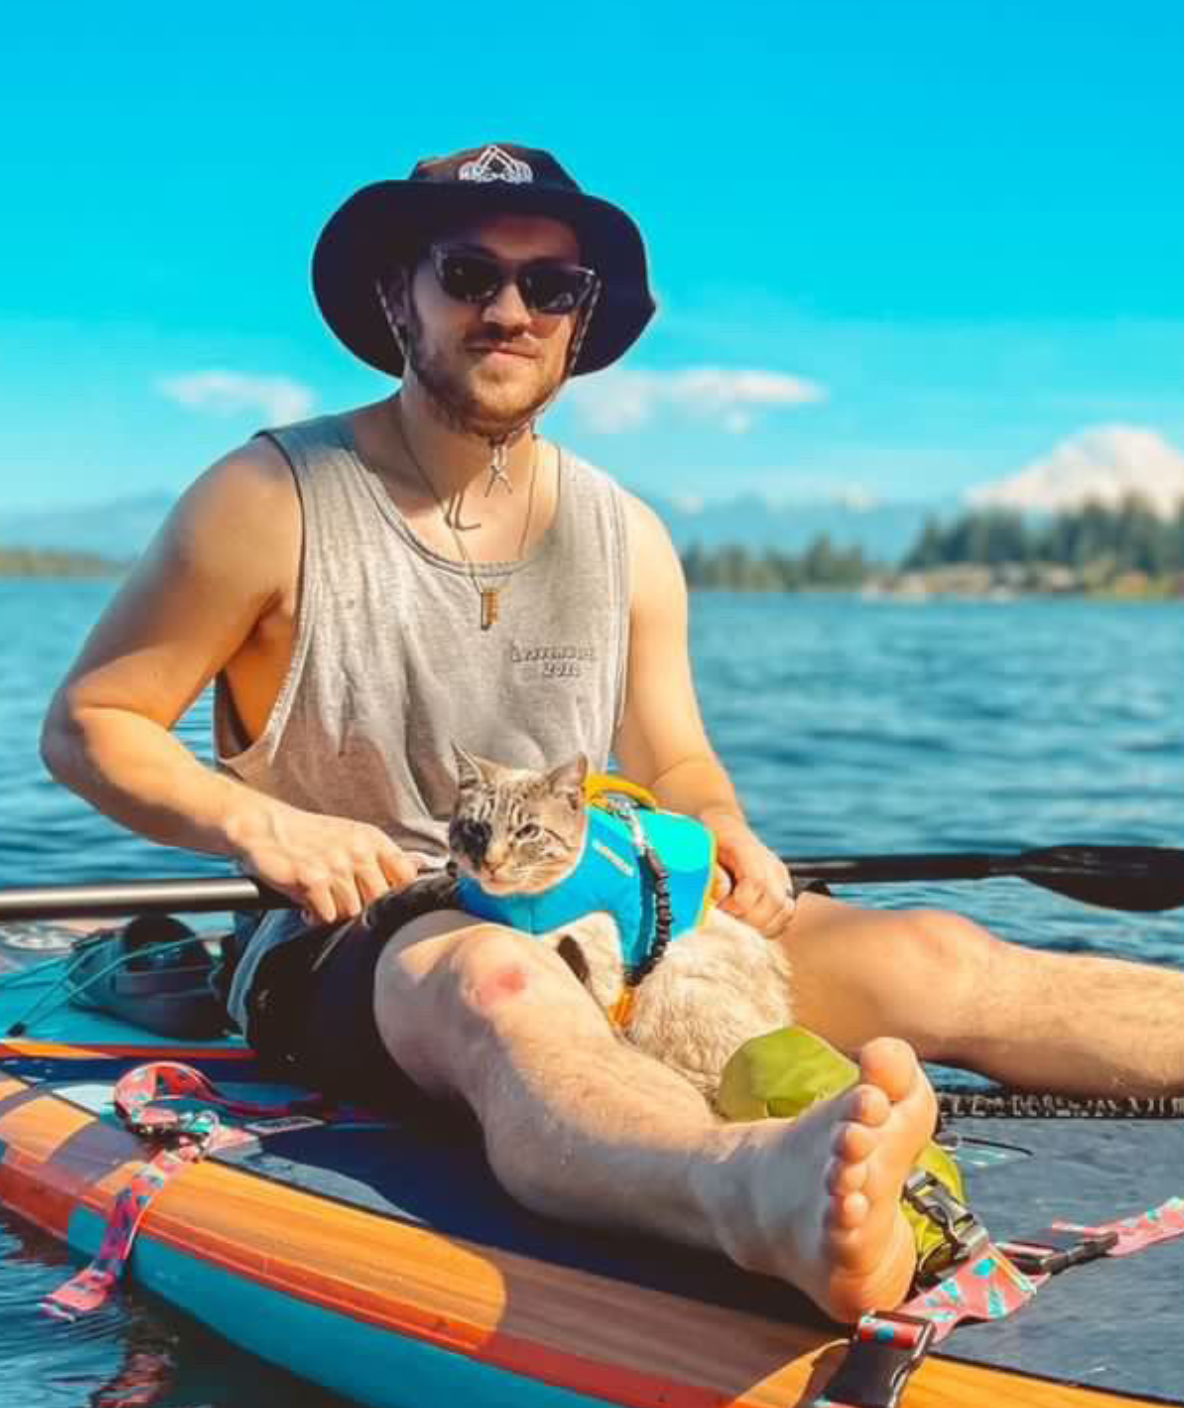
392, 399, 538, 630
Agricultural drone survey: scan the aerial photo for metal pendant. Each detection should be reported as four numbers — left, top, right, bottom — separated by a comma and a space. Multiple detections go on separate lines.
485, 442, 513, 496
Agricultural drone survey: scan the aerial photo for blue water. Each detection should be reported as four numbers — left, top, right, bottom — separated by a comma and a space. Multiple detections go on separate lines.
1, 580, 1182, 1406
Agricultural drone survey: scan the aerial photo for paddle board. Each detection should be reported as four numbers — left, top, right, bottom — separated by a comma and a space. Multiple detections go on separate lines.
1, 922, 1181, 1408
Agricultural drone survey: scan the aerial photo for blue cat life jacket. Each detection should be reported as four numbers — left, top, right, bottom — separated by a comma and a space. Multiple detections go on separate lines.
455, 791, 718, 975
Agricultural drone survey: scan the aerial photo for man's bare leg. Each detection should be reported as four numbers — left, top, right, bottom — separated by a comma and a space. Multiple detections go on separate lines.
372, 913, 936, 1322
784, 892, 1184, 1093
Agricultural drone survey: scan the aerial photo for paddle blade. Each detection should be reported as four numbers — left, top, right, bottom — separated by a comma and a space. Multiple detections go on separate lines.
1009, 847, 1184, 913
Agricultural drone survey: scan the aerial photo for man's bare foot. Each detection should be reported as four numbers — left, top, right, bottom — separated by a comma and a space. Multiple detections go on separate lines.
696, 1036, 937, 1322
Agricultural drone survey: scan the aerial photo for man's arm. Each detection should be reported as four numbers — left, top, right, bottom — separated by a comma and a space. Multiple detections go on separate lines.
612, 494, 794, 937
40, 440, 416, 922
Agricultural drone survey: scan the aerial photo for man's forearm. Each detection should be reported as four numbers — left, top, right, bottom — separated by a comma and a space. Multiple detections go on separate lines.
41, 701, 270, 858
647, 752, 746, 826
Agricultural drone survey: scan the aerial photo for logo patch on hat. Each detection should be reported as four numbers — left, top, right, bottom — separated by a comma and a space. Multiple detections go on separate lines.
458, 145, 534, 185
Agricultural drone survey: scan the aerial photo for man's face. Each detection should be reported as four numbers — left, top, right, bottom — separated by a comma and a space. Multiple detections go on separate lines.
398, 213, 584, 438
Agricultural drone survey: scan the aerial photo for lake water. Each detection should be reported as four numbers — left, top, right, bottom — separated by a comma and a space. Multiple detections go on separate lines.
1, 580, 1181, 1406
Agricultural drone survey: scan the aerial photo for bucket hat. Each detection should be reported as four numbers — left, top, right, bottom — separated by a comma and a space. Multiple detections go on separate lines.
312, 142, 656, 377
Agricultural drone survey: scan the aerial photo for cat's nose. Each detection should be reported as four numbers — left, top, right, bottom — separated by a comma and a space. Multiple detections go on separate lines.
451, 817, 492, 865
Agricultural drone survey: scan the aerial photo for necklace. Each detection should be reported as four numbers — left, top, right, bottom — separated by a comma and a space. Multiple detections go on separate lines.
486, 439, 513, 496
391, 399, 538, 630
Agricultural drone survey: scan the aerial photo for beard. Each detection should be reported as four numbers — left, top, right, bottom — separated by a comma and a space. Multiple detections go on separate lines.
402, 294, 568, 440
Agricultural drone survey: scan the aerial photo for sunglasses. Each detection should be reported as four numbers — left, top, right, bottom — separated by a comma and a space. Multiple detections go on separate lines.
428, 245, 599, 316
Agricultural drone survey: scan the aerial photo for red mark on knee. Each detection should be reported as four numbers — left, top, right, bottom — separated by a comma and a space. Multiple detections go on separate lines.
472, 963, 529, 1009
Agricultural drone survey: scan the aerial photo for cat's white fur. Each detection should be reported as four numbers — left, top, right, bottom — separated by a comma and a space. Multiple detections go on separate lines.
538, 907, 793, 1105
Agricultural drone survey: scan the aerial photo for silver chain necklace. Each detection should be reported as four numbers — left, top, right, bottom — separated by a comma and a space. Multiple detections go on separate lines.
391, 399, 538, 630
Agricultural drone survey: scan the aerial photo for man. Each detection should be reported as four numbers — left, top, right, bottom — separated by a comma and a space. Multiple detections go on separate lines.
41, 143, 1184, 1324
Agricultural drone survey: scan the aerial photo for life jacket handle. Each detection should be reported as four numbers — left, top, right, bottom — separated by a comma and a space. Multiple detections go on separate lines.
584, 773, 659, 811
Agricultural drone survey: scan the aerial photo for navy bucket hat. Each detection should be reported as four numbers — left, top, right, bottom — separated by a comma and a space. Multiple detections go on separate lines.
312, 142, 656, 378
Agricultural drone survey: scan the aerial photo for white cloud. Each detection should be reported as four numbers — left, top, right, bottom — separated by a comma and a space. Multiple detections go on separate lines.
969, 425, 1184, 517
568, 366, 827, 434
157, 370, 316, 425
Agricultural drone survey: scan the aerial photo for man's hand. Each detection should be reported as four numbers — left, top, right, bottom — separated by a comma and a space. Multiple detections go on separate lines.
225, 795, 419, 924
703, 809, 796, 939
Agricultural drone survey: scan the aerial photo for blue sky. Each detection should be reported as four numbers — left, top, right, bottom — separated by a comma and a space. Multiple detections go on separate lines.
2, 1, 1182, 512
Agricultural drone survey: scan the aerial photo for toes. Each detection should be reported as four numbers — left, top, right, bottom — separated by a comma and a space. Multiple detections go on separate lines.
832, 1118, 877, 1166
828, 1190, 871, 1233
843, 1082, 891, 1129
859, 1036, 920, 1103
827, 1154, 868, 1197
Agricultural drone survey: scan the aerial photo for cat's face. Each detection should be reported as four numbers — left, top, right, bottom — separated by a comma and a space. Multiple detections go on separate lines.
448, 745, 588, 895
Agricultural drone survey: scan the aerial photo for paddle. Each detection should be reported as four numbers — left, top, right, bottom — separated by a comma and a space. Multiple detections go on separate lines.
0, 845, 1180, 922
786, 846, 1184, 913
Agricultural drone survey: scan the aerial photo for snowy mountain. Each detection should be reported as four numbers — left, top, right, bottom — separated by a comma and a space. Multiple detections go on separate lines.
969, 426, 1184, 518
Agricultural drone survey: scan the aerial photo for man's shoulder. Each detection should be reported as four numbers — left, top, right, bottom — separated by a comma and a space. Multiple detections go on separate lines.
254, 411, 345, 458
177, 435, 303, 542
551, 442, 675, 565
552, 439, 616, 485
551, 442, 655, 523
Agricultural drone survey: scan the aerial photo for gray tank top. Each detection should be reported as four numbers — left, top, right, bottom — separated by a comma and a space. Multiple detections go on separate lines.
219, 413, 631, 1027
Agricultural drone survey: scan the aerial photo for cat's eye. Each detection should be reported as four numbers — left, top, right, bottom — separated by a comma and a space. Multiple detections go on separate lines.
516, 822, 542, 841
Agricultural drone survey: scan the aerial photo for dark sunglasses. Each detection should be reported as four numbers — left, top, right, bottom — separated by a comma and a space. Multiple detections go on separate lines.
428, 245, 599, 316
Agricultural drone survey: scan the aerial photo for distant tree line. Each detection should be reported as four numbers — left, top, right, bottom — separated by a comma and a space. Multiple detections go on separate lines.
681, 538, 872, 590
680, 497, 1184, 592
0, 546, 129, 578
903, 498, 1184, 576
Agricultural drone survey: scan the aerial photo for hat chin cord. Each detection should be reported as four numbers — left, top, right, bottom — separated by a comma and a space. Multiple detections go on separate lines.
374, 275, 601, 497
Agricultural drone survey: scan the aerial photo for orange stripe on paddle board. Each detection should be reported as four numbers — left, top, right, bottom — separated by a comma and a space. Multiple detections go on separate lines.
1, 1039, 249, 1060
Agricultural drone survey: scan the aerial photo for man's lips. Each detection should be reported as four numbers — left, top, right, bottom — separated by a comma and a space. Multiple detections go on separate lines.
466, 342, 539, 360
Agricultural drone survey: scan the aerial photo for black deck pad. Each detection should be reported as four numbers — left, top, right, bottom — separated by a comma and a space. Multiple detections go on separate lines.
942, 1116, 1184, 1401
7, 1053, 1183, 1401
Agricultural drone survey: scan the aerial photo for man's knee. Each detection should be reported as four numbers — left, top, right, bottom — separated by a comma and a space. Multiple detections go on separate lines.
444, 923, 582, 1018
382, 920, 610, 1101
904, 906, 995, 969
380, 921, 585, 1041
894, 907, 1001, 1045
794, 903, 1000, 1053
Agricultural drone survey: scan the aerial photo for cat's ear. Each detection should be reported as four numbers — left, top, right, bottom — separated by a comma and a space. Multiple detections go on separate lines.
452, 742, 487, 790
547, 753, 588, 810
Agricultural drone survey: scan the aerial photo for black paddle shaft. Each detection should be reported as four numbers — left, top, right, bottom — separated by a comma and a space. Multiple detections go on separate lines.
788, 846, 1184, 913
0, 845, 1181, 920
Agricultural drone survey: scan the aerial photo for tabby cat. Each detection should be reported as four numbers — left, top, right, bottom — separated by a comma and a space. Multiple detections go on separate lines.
447, 745, 793, 1103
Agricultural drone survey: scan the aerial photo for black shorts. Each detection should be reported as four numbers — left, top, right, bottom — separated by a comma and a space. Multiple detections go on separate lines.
242, 871, 461, 1110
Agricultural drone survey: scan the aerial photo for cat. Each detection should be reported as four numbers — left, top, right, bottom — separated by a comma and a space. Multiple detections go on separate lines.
447, 744, 793, 1104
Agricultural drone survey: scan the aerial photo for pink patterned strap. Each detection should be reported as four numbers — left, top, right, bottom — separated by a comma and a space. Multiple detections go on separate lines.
44, 1144, 202, 1317
904, 1243, 1039, 1343
807, 1249, 1039, 1406
113, 1059, 324, 1134
1061, 1196, 1184, 1257
43, 1061, 327, 1319
812, 1198, 1184, 1407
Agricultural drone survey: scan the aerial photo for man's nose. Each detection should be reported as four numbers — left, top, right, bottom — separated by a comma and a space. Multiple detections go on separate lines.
481, 275, 532, 327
